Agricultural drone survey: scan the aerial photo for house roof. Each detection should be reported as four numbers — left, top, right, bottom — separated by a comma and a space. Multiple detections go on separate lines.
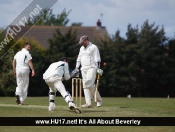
10, 21, 109, 48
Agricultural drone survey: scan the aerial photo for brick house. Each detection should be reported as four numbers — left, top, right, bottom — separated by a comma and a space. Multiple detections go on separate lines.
10, 20, 109, 48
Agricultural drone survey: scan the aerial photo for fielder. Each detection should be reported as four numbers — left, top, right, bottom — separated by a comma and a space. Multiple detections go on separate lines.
76, 35, 102, 108
43, 57, 81, 114
12, 43, 35, 105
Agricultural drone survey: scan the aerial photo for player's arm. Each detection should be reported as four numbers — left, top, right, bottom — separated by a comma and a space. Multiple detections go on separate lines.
94, 46, 101, 68
12, 59, 16, 76
76, 48, 82, 69
28, 59, 35, 77
63, 63, 70, 80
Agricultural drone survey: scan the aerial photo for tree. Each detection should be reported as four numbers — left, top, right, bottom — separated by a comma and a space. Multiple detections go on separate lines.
46, 28, 80, 92
26, 8, 71, 26
0, 49, 16, 96
163, 38, 175, 97
0, 29, 16, 96
98, 20, 169, 97
99, 30, 127, 96
134, 20, 167, 96
47, 28, 80, 65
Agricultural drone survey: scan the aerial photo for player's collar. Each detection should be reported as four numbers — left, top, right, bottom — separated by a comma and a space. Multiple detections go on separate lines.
84, 42, 92, 49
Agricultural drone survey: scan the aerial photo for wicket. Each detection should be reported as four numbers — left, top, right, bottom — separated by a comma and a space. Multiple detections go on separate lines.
72, 78, 82, 108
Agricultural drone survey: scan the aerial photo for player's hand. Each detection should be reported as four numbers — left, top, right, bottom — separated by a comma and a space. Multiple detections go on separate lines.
70, 68, 80, 77
75, 68, 79, 73
13, 72, 16, 77
62, 77, 65, 81
97, 68, 103, 76
31, 71, 35, 77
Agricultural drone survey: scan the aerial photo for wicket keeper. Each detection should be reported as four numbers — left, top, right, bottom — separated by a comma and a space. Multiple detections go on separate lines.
43, 57, 81, 114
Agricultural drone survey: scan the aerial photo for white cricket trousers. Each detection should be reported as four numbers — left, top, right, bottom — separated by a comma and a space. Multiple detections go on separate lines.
81, 67, 101, 105
15, 69, 30, 103
45, 75, 68, 99
45, 75, 76, 108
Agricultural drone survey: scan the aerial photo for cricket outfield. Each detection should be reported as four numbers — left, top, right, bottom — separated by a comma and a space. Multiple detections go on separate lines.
0, 97, 174, 132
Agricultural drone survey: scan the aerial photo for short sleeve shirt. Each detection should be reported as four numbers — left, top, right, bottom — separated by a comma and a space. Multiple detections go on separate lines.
14, 48, 32, 70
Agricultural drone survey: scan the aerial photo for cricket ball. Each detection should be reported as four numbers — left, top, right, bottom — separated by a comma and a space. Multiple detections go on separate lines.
103, 62, 107, 66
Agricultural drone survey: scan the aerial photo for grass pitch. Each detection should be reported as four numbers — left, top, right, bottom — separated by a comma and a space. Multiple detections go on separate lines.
0, 97, 175, 132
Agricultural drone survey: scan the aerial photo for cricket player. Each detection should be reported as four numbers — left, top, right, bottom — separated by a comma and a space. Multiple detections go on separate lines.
12, 43, 35, 105
75, 35, 102, 108
43, 57, 81, 114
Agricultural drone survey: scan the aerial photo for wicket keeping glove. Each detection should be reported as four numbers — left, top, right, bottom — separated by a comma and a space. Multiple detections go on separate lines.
70, 68, 80, 77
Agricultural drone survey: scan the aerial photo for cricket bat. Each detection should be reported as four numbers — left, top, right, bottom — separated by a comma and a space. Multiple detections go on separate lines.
94, 73, 101, 102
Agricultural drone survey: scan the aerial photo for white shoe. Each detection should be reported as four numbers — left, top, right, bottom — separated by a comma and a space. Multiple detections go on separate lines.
48, 102, 55, 111
82, 104, 93, 108
97, 100, 102, 107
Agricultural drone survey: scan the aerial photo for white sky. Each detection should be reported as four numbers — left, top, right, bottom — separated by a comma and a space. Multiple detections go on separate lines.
0, 0, 175, 38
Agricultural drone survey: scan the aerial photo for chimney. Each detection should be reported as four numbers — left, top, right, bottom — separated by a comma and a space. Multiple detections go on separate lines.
96, 19, 101, 27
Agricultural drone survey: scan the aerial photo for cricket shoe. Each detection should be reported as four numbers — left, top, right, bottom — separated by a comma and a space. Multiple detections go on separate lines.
15, 95, 20, 105
48, 102, 55, 111
19, 102, 24, 106
69, 102, 81, 114
82, 104, 93, 108
69, 106, 81, 114
97, 99, 102, 107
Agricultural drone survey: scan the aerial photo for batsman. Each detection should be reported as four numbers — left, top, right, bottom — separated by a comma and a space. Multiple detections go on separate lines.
75, 35, 103, 108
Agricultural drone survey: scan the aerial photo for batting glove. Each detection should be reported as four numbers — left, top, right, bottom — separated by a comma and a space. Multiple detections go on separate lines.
97, 68, 103, 76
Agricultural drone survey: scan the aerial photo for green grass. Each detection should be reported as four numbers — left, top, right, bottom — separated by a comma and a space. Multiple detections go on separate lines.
0, 97, 175, 132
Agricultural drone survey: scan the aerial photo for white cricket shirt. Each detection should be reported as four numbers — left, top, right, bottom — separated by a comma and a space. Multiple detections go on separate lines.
43, 61, 70, 80
76, 42, 101, 68
14, 48, 32, 70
